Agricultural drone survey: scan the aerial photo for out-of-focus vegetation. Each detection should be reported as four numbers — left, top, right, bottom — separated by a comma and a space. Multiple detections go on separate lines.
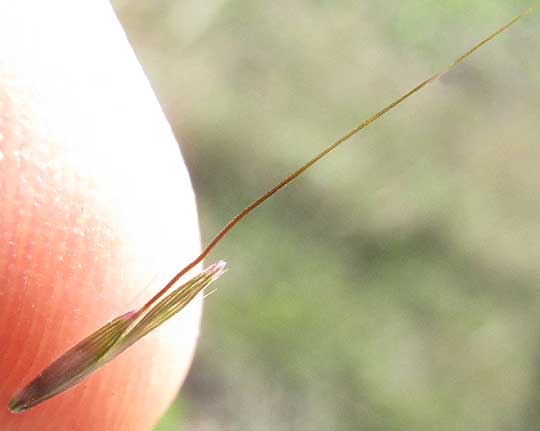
112, 1, 540, 430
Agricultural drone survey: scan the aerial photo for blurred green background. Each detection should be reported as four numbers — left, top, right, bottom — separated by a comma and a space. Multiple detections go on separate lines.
112, 1, 540, 430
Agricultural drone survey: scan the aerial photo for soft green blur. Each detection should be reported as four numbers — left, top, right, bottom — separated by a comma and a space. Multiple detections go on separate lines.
113, 1, 540, 430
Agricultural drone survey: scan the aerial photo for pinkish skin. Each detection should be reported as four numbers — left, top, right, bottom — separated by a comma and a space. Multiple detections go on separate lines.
1, 2, 203, 430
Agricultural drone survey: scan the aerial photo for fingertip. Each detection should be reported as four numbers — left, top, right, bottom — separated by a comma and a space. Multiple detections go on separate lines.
0, 2, 202, 430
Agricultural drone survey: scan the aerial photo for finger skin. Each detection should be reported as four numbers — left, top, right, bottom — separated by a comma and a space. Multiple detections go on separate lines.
0, 2, 202, 430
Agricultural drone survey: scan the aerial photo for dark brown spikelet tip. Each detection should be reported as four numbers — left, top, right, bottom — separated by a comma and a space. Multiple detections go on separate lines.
8, 311, 138, 413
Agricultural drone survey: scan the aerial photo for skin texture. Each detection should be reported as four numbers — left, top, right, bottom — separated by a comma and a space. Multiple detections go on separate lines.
0, 1, 202, 430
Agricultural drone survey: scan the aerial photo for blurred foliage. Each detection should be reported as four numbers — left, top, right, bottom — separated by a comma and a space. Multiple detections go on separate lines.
112, 1, 540, 430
